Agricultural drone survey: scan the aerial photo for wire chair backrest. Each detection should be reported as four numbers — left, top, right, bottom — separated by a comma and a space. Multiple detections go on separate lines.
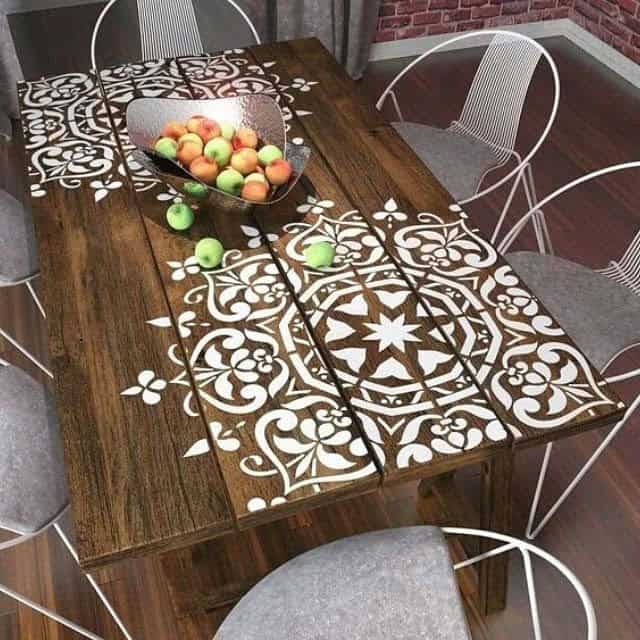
91, 0, 261, 71
456, 32, 543, 158
137, 0, 203, 60
376, 30, 560, 205
598, 229, 640, 295
498, 162, 640, 284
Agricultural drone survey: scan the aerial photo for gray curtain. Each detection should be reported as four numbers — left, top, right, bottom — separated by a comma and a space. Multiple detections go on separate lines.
0, 3, 23, 139
247, 0, 380, 79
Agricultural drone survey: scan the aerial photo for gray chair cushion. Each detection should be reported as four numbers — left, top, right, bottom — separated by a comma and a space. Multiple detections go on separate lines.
392, 122, 499, 201
507, 251, 640, 370
215, 526, 471, 640
0, 189, 38, 283
0, 365, 68, 533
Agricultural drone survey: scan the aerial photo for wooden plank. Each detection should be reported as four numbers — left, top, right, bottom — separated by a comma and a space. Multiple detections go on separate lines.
19, 70, 233, 569
175, 50, 512, 481
254, 128, 510, 482
248, 38, 625, 445
478, 450, 514, 615
99, 53, 381, 529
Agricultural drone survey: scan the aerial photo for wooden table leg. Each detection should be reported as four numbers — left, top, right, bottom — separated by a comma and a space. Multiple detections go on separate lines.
478, 449, 514, 615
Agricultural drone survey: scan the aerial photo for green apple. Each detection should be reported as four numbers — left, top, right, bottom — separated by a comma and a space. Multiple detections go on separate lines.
216, 168, 244, 195
244, 172, 267, 185
204, 137, 233, 166
258, 144, 283, 166
304, 241, 335, 269
166, 202, 195, 231
155, 137, 178, 160
219, 121, 236, 141
195, 237, 224, 269
183, 182, 209, 199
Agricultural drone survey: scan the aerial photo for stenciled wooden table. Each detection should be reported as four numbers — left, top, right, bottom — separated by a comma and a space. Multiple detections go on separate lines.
18, 38, 624, 617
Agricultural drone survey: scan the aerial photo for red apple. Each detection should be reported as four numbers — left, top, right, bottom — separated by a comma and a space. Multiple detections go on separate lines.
190, 155, 219, 184
186, 115, 205, 134
265, 159, 293, 186
230, 148, 259, 175
242, 180, 270, 203
195, 118, 222, 143
233, 127, 259, 150
177, 138, 203, 167
161, 121, 188, 140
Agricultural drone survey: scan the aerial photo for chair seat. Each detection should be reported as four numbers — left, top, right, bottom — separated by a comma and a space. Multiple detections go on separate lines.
0, 189, 38, 284
507, 251, 640, 370
214, 526, 471, 640
392, 122, 499, 201
0, 365, 68, 534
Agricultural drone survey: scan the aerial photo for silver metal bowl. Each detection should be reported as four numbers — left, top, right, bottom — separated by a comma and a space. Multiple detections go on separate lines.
126, 94, 311, 208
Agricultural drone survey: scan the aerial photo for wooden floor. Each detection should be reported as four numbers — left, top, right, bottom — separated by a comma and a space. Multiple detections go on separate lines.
2, 5, 640, 638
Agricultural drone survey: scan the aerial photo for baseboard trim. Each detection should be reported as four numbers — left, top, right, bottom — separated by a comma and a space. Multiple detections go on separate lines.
369, 19, 640, 90
563, 20, 640, 88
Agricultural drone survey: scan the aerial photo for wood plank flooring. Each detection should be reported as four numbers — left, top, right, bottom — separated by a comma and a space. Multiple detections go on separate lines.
1, 5, 640, 638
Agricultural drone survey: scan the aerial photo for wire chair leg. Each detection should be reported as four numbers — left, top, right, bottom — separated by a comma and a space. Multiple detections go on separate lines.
524, 163, 554, 255
491, 167, 525, 246
0, 581, 104, 640
53, 523, 134, 640
520, 165, 547, 255
526, 393, 640, 540
25, 279, 46, 318
526, 442, 553, 539
0, 326, 53, 379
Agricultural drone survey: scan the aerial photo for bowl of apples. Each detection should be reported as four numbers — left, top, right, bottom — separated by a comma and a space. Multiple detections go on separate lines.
125, 94, 311, 209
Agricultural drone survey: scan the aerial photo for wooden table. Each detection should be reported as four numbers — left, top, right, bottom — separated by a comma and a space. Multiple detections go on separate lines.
18, 38, 624, 616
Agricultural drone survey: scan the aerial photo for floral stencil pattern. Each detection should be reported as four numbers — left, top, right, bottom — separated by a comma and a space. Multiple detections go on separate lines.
21, 50, 318, 203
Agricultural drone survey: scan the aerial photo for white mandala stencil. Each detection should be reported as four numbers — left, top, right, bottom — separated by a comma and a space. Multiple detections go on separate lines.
23, 50, 319, 206
121, 248, 378, 511
365, 202, 621, 434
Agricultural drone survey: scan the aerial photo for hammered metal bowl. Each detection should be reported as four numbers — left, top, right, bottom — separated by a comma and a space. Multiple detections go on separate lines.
126, 95, 311, 209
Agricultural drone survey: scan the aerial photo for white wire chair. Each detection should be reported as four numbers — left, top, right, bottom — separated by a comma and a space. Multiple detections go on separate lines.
444, 527, 597, 640
497, 161, 640, 539
0, 361, 132, 639
0, 509, 132, 640
376, 30, 560, 254
90, 0, 261, 71
0, 188, 51, 377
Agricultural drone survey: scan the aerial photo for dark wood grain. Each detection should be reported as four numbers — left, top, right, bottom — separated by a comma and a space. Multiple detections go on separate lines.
248, 38, 625, 445
252, 118, 511, 482
18, 71, 234, 569
4, 16, 640, 637
99, 54, 382, 528
16, 34, 624, 583
478, 451, 513, 615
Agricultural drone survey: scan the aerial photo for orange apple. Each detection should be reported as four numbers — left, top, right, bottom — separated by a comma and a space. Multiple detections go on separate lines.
195, 118, 222, 143
177, 138, 204, 167
242, 180, 269, 203
265, 159, 293, 186
233, 127, 259, 150
186, 115, 205, 134
230, 148, 259, 175
161, 121, 188, 140
190, 155, 219, 184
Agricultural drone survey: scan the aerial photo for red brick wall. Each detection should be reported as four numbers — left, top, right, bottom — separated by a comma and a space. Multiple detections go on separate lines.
375, 0, 640, 65
572, 0, 640, 63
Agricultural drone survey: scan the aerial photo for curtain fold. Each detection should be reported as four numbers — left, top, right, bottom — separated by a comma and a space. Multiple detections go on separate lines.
246, 0, 380, 79
0, 4, 23, 138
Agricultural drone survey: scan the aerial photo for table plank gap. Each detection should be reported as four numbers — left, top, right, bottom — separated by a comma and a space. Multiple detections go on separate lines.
99, 53, 381, 527
19, 69, 234, 568
247, 38, 624, 447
